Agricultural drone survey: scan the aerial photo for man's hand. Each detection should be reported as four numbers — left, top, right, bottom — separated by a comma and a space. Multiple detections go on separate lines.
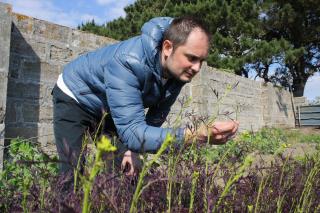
121, 150, 142, 176
185, 121, 239, 145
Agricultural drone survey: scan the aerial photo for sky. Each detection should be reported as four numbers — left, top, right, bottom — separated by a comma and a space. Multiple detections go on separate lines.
2, 0, 136, 27
2, 0, 319, 101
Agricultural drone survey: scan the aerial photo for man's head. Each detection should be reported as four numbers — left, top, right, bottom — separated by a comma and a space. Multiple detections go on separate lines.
161, 17, 211, 83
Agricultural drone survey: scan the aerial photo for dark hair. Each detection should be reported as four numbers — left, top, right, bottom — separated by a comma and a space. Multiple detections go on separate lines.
163, 16, 211, 50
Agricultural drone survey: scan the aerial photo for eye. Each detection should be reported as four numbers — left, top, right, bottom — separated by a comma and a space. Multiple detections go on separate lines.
187, 55, 198, 63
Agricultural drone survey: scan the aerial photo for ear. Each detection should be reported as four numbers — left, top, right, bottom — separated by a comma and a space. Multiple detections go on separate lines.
162, 40, 173, 58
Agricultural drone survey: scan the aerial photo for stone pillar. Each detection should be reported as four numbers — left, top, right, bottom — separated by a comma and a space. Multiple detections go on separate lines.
0, 3, 12, 170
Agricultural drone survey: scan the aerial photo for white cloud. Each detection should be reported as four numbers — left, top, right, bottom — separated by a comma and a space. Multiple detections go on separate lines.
96, 0, 115, 5
96, 0, 135, 21
105, 6, 126, 20
2, 0, 106, 27
96, 0, 132, 6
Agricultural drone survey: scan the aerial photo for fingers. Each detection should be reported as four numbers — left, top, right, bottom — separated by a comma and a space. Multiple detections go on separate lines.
211, 121, 239, 134
121, 158, 129, 173
122, 160, 135, 176
231, 121, 239, 134
121, 150, 141, 177
129, 164, 135, 176
209, 121, 239, 145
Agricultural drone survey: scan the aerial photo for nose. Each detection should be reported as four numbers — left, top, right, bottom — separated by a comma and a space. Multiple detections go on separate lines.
191, 61, 202, 73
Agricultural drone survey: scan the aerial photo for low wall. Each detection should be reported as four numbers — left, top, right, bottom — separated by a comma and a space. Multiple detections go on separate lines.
170, 66, 295, 131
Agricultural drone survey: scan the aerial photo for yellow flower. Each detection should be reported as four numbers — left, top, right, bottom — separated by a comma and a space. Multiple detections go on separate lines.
242, 130, 250, 137
281, 143, 291, 149
97, 136, 117, 152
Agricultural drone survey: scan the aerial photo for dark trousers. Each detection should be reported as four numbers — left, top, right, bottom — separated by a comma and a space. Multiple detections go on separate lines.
52, 85, 124, 173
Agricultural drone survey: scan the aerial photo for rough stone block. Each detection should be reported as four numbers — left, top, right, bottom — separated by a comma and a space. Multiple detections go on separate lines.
40, 62, 61, 83
39, 106, 53, 122
8, 54, 22, 79
0, 72, 8, 92
21, 59, 41, 81
12, 13, 34, 35
33, 19, 71, 41
49, 45, 73, 62
4, 125, 38, 142
71, 29, 115, 50
22, 102, 39, 122
37, 122, 56, 156
7, 80, 39, 100
10, 32, 46, 59
0, 36, 10, 67
4, 100, 16, 123
39, 84, 54, 104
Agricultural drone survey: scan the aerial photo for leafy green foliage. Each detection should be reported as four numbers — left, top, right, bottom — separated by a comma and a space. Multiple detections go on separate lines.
283, 129, 320, 144
203, 128, 290, 163
0, 138, 58, 210
258, 0, 320, 96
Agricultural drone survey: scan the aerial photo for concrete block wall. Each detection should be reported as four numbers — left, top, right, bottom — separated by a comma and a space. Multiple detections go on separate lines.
261, 83, 295, 128
0, 2, 295, 164
170, 65, 294, 131
3, 6, 116, 156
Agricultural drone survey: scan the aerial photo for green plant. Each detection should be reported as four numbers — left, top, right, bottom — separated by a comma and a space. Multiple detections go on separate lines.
0, 138, 58, 211
295, 153, 320, 213
189, 171, 199, 213
213, 155, 254, 212
81, 135, 117, 213
130, 133, 175, 213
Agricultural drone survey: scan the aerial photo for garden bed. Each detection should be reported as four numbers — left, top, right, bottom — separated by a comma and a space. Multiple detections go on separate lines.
1, 127, 320, 212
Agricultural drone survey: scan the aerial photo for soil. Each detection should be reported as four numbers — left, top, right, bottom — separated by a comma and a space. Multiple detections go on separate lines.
289, 126, 320, 134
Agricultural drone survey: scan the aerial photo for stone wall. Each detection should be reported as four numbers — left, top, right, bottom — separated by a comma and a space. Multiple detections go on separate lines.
3, 5, 116, 160
0, 2, 295, 167
170, 65, 295, 132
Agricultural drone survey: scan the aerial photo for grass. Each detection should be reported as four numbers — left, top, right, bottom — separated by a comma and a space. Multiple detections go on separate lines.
283, 128, 320, 144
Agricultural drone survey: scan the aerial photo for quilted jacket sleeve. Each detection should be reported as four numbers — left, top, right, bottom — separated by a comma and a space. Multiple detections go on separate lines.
104, 54, 184, 153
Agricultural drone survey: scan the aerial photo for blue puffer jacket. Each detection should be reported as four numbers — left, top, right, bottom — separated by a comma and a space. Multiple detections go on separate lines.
62, 17, 185, 153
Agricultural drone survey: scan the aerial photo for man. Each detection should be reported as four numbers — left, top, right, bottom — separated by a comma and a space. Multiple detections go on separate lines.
52, 16, 239, 175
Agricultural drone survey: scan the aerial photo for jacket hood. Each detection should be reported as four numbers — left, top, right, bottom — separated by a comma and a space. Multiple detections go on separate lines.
141, 17, 173, 80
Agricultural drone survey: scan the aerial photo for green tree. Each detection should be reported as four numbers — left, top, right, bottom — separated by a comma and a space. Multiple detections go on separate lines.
259, 0, 320, 96
77, 19, 102, 35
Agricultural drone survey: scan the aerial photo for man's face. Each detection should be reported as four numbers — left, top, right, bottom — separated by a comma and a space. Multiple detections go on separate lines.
162, 28, 209, 83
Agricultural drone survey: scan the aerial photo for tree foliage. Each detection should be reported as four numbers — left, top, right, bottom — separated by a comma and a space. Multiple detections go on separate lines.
78, 0, 320, 97
259, 0, 320, 96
